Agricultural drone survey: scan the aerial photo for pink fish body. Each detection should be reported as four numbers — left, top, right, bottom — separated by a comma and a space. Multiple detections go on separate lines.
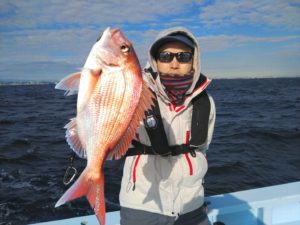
55, 27, 154, 225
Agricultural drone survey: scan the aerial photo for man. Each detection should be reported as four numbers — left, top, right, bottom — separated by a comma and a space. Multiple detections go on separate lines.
119, 27, 216, 225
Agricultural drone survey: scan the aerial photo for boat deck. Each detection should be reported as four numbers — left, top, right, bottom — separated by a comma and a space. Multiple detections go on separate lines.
29, 181, 300, 225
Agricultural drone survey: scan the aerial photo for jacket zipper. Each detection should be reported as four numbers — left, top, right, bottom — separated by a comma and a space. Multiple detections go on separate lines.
132, 154, 141, 191
185, 130, 193, 175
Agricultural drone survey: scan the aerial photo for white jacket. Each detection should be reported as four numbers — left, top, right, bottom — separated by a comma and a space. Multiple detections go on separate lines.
119, 27, 216, 217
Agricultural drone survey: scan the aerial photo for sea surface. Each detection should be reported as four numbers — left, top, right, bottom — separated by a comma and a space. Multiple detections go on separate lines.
0, 77, 300, 225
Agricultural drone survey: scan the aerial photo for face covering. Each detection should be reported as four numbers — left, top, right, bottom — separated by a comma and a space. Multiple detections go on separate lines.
159, 70, 194, 106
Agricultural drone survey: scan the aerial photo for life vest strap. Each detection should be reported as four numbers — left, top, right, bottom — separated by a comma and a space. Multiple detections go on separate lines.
126, 71, 211, 157
126, 140, 197, 157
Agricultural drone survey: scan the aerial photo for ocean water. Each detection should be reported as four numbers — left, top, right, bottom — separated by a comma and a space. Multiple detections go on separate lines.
0, 78, 300, 225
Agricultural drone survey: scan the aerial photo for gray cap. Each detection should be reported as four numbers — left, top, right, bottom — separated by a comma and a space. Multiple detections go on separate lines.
150, 33, 195, 58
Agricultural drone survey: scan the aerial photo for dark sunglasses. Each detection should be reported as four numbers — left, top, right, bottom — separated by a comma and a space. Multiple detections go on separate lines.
157, 52, 193, 63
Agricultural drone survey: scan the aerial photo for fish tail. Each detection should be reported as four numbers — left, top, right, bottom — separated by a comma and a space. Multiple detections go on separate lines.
55, 169, 106, 225
87, 174, 106, 225
55, 169, 89, 208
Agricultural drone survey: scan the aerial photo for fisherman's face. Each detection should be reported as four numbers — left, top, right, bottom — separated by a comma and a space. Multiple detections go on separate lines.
156, 42, 193, 76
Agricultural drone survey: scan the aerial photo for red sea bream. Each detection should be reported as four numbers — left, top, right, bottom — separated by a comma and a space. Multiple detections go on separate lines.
54, 27, 154, 225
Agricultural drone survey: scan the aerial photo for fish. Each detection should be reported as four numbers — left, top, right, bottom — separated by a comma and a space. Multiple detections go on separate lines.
54, 27, 154, 225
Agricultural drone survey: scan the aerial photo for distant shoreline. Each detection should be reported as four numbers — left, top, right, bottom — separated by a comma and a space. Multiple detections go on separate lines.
1, 76, 299, 86
0, 81, 57, 86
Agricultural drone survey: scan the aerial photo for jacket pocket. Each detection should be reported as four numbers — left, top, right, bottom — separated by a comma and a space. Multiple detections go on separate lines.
181, 152, 208, 187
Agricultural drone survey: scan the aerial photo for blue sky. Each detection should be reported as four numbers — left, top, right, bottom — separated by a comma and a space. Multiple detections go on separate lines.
0, 0, 300, 81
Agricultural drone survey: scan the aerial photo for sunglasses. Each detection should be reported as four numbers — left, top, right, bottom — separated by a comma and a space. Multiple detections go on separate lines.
157, 52, 193, 63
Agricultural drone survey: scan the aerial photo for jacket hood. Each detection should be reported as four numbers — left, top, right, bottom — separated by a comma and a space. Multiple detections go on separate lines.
145, 27, 206, 103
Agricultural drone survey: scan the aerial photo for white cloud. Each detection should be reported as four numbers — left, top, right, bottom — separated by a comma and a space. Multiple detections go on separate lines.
199, 0, 300, 29
0, 61, 76, 81
273, 41, 300, 58
0, 28, 98, 64
0, 0, 190, 29
199, 34, 300, 52
0, 0, 192, 65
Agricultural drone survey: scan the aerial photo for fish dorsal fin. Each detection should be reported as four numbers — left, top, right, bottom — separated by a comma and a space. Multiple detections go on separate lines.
64, 118, 87, 158
55, 72, 81, 96
107, 80, 155, 160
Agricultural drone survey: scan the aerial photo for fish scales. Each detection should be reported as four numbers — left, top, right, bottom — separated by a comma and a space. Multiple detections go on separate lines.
96, 72, 133, 147
86, 74, 123, 152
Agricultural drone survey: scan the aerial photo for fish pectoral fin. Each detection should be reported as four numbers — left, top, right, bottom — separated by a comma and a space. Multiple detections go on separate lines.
107, 80, 155, 160
76, 68, 102, 114
64, 118, 87, 158
55, 72, 81, 96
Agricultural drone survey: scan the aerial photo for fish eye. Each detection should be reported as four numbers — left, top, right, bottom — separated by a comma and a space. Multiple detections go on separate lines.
121, 45, 130, 53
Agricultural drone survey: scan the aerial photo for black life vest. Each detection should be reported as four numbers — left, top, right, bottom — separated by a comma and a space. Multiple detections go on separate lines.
126, 72, 211, 157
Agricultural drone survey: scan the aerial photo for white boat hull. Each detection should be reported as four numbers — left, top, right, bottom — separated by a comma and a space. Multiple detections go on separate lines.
29, 181, 300, 225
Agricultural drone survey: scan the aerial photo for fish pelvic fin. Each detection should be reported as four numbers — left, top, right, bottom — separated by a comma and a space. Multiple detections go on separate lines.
107, 80, 155, 160
55, 72, 81, 96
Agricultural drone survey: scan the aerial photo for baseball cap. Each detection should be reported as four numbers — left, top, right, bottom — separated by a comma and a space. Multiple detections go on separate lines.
150, 33, 195, 58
